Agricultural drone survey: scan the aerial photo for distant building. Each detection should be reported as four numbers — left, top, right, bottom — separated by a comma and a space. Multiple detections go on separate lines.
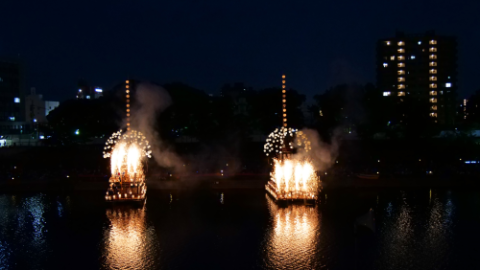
0, 58, 26, 136
377, 30, 457, 125
76, 80, 103, 99
25, 87, 60, 124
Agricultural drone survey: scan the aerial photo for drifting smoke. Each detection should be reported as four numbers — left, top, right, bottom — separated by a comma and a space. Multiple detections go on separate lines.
293, 128, 340, 172
131, 83, 183, 171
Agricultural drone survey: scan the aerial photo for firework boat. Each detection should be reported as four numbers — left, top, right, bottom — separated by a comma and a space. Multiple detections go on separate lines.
105, 173, 147, 203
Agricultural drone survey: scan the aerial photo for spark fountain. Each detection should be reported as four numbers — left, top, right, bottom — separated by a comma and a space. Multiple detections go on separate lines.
264, 75, 320, 203
103, 80, 152, 203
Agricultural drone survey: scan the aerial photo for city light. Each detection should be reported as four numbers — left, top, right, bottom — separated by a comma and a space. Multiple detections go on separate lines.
75, 129, 80, 135
14, 97, 20, 103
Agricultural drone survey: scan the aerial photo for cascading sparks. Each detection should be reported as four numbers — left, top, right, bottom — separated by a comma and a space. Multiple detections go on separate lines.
103, 130, 152, 180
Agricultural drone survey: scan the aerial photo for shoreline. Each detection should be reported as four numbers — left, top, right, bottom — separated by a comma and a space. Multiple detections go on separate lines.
1, 175, 480, 193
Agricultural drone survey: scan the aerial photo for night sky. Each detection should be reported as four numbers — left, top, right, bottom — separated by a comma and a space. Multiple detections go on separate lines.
1, 0, 479, 102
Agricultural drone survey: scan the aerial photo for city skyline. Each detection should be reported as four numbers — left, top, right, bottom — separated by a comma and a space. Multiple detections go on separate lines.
1, 0, 479, 102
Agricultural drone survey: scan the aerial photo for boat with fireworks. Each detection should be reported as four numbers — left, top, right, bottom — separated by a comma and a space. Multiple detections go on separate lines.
264, 75, 320, 204
103, 80, 152, 204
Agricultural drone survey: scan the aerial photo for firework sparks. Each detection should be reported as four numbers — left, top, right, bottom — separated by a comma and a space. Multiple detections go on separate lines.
103, 129, 151, 201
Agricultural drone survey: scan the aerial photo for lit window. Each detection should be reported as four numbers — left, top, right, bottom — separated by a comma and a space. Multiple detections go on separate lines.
398, 41, 405, 46
397, 48, 405, 53
430, 98, 437, 103
431, 105, 438, 110
398, 77, 405, 82
429, 91, 438, 96
383, 91, 391, 96
95, 88, 103, 93
418, 41, 422, 45
398, 84, 405, 89
383, 63, 388, 68
86, 95, 91, 99
398, 91, 405, 96
398, 55, 405, 61
446, 82, 452, 88
429, 54, 437, 60
9, 117, 15, 121
430, 112, 438, 117
429, 40, 437, 45
398, 63, 405, 67
429, 69, 437, 74
429, 62, 437, 66
33, 119, 37, 123
429, 83, 437, 89
78, 89, 82, 92
439, 91, 443, 95
410, 55, 416, 60
429, 76, 437, 81
390, 56, 395, 60
448, 76, 451, 79
14, 97, 20, 103
429, 47, 437, 52
385, 41, 391, 45
398, 70, 405, 75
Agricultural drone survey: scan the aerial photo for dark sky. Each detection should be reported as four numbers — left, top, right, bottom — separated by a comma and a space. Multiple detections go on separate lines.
1, 0, 479, 102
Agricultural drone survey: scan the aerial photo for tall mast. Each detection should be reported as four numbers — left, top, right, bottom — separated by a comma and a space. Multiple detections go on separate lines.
125, 79, 131, 131
282, 74, 287, 127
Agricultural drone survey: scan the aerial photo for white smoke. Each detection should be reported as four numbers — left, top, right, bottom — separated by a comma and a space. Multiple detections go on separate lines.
293, 128, 340, 171
131, 83, 183, 171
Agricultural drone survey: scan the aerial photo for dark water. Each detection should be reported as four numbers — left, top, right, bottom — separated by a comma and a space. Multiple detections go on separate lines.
1, 187, 480, 270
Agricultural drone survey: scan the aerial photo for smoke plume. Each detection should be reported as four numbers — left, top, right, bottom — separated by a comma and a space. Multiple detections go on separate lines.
293, 128, 340, 171
131, 83, 183, 171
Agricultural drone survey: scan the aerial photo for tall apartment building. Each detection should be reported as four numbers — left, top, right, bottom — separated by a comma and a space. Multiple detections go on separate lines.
0, 58, 26, 135
377, 31, 457, 125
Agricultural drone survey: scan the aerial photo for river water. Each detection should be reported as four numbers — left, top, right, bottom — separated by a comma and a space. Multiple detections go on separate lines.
0, 188, 479, 269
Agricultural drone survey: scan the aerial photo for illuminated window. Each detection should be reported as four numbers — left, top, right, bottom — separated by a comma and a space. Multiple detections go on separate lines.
410, 55, 416, 60
383, 63, 388, 67
385, 41, 391, 45
398, 77, 405, 82
429, 54, 437, 60
429, 91, 438, 96
398, 48, 405, 53
398, 41, 405, 46
398, 70, 405, 75
390, 56, 395, 60
429, 47, 437, 52
398, 55, 405, 61
383, 91, 391, 96
429, 76, 437, 81
429, 83, 437, 89
439, 91, 443, 95
446, 82, 452, 88
14, 97, 20, 103
431, 105, 438, 110
418, 41, 422, 45
398, 91, 405, 96
430, 112, 438, 117
86, 95, 91, 99
397, 84, 405, 89
429, 69, 437, 74
429, 62, 437, 66
398, 63, 405, 67
429, 98, 437, 103
429, 40, 437, 45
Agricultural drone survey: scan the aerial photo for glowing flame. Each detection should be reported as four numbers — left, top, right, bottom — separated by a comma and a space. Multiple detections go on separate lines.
103, 129, 151, 180
267, 158, 319, 200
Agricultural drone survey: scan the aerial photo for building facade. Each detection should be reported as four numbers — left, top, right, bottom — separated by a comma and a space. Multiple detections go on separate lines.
377, 31, 457, 126
25, 87, 60, 124
0, 58, 26, 136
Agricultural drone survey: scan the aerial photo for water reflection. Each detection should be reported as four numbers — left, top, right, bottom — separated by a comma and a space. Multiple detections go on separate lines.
263, 195, 321, 269
102, 204, 159, 269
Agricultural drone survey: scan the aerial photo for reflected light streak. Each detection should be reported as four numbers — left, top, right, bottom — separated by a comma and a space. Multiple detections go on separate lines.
264, 195, 321, 269
103, 206, 159, 269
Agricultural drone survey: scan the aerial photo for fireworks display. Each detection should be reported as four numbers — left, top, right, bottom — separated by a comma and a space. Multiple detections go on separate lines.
265, 75, 320, 202
104, 79, 151, 202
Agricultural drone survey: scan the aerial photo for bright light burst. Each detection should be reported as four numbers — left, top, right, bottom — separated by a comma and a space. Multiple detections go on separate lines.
103, 129, 152, 178
263, 127, 311, 157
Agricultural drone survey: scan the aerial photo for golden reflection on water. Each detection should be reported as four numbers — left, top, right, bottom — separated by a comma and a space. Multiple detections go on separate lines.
264, 195, 321, 269
103, 204, 158, 269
